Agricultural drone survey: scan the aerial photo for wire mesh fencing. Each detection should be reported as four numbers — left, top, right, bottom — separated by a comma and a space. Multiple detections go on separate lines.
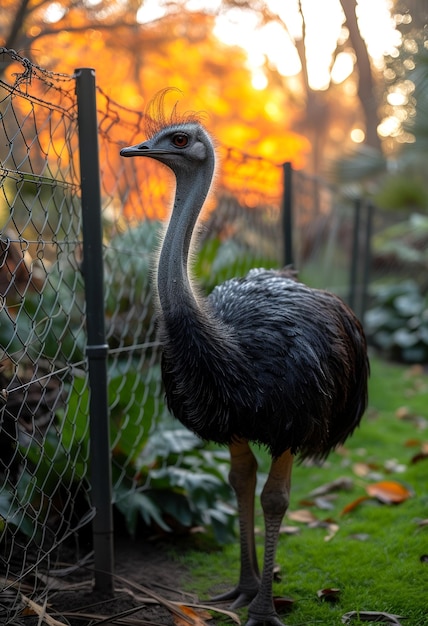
0, 47, 409, 623
0, 50, 93, 620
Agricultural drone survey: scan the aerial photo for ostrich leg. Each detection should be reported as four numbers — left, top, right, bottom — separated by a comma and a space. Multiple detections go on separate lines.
246, 450, 293, 626
212, 440, 260, 608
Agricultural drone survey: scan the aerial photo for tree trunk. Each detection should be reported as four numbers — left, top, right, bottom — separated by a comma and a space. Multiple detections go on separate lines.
340, 0, 382, 151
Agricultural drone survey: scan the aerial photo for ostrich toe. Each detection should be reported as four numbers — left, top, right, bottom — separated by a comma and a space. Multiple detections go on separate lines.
245, 612, 286, 626
211, 584, 259, 609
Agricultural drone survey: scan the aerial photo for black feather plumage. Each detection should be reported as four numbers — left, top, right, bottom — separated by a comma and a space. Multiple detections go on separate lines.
160, 267, 368, 459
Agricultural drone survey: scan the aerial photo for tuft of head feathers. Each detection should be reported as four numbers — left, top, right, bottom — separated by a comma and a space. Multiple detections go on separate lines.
144, 88, 207, 139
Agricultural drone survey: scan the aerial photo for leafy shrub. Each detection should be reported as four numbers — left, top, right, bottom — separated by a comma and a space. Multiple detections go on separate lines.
365, 281, 428, 363
108, 363, 236, 543
1, 367, 236, 545
373, 175, 428, 211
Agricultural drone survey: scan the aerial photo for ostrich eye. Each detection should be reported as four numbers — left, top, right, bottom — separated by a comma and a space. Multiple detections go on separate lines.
172, 133, 189, 148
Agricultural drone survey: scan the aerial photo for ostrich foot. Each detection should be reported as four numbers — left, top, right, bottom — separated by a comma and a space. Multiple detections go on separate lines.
211, 584, 259, 609
245, 612, 285, 626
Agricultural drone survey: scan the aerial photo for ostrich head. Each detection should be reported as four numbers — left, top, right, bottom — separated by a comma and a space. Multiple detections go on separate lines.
120, 87, 212, 171
120, 122, 215, 177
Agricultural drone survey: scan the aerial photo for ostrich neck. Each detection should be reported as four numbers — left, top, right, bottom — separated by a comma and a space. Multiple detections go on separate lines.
157, 159, 214, 316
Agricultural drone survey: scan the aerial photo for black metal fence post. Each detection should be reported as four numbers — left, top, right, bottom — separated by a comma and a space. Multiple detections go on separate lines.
75, 67, 114, 594
282, 162, 294, 267
348, 197, 361, 313
360, 201, 373, 324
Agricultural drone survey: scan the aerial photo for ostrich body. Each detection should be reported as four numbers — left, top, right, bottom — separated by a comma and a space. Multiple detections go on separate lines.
120, 119, 369, 626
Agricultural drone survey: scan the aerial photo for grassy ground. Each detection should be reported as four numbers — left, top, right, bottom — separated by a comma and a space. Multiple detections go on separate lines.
174, 354, 428, 625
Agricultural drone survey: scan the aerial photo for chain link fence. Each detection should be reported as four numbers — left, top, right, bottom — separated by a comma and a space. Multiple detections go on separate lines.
0, 48, 402, 622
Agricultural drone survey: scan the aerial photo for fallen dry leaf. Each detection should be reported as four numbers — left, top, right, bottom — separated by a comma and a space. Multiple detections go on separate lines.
273, 596, 295, 611
317, 587, 340, 602
383, 459, 406, 474
404, 438, 422, 447
352, 462, 373, 477
273, 564, 282, 582
299, 495, 337, 510
411, 443, 428, 464
366, 480, 412, 504
313, 495, 337, 510
341, 495, 370, 515
342, 610, 406, 624
173, 605, 212, 626
416, 518, 428, 528
279, 524, 300, 535
348, 533, 370, 541
395, 406, 413, 420
20, 595, 68, 626
352, 462, 382, 479
287, 509, 318, 524
309, 477, 354, 497
308, 519, 339, 542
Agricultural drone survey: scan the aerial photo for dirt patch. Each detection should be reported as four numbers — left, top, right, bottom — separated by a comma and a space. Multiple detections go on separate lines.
51, 536, 196, 625
4, 535, 205, 626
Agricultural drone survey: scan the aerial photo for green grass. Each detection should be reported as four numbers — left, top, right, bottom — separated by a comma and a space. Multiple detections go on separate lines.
173, 354, 428, 625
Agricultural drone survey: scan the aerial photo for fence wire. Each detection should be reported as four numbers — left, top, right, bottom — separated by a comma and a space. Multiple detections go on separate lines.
0, 50, 92, 621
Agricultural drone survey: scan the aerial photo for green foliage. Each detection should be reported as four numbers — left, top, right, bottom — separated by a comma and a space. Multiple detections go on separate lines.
0, 374, 91, 542
1, 364, 236, 544
109, 366, 236, 544
104, 220, 161, 346
0, 263, 86, 363
194, 237, 278, 291
373, 175, 428, 211
366, 281, 428, 363
372, 212, 428, 269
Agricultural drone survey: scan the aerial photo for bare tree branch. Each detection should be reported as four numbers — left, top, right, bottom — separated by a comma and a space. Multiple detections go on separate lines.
339, 0, 382, 150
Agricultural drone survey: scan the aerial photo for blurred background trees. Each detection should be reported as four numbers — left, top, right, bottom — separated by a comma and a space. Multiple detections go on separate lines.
1, 0, 425, 178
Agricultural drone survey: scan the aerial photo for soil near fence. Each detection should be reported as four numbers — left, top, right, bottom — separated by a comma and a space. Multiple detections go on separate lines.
50, 535, 197, 625
8, 532, 223, 626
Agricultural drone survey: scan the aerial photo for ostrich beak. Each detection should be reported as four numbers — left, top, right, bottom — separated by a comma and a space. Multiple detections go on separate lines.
120, 142, 152, 157
120, 140, 172, 158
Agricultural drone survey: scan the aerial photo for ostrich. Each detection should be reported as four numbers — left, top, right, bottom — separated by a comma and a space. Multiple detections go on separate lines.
120, 109, 369, 626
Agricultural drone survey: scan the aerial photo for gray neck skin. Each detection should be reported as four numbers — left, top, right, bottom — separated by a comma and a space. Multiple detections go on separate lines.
157, 153, 216, 317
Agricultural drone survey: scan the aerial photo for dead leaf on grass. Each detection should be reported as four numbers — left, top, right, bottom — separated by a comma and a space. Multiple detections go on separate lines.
317, 587, 340, 602
308, 519, 340, 542
300, 495, 337, 510
342, 480, 412, 515
416, 518, 428, 528
395, 406, 414, 420
273, 596, 295, 611
287, 509, 318, 524
342, 610, 406, 624
341, 495, 371, 515
279, 524, 300, 535
366, 480, 412, 504
313, 496, 337, 510
347, 533, 370, 542
273, 564, 282, 582
404, 438, 421, 447
410, 443, 428, 464
309, 477, 354, 497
